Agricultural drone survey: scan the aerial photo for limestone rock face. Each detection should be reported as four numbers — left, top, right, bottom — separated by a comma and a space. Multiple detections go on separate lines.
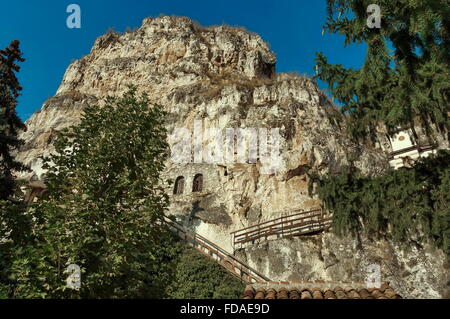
18, 92, 98, 179
16, 16, 448, 298
237, 233, 450, 299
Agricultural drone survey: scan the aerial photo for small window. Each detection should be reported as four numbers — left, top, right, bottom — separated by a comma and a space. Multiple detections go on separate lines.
192, 174, 203, 193
174, 176, 185, 195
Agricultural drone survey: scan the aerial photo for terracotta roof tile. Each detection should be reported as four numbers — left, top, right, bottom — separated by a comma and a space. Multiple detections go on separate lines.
324, 290, 336, 299
255, 288, 265, 300
371, 289, 384, 299
290, 289, 301, 299
243, 286, 255, 299
278, 288, 289, 299
266, 288, 277, 299
312, 289, 324, 299
301, 290, 313, 299
358, 289, 373, 299
384, 288, 397, 299
347, 290, 361, 299
243, 282, 402, 300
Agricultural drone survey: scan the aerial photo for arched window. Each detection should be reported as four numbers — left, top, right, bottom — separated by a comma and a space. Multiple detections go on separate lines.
192, 174, 203, 193
173, 176, 185, 195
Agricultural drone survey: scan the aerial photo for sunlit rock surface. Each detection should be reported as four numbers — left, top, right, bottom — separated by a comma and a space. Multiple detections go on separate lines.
16, 15, 448, 298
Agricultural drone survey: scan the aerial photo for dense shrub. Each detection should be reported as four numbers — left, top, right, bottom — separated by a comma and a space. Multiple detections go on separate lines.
166, 248, 244, 299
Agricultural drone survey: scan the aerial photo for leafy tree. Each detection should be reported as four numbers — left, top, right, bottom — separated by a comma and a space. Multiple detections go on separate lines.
6, 87, 175, 298
0, 40, 27, 200
166, 248, 245, 299
315, 0, 450, 139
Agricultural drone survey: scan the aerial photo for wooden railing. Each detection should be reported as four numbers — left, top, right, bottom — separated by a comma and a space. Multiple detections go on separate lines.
230, 208, 333, 252
165, 217, 271, 284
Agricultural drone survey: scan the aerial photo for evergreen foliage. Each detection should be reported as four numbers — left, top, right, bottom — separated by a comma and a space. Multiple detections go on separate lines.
0, 40, 28, 200
0, 40, 31, 299
314, 150, 450, 255
316, 0, 450, 139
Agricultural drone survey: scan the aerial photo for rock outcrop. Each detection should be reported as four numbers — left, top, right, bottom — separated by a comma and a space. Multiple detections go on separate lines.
16, 16, 448, 298
236, 233, 449, 299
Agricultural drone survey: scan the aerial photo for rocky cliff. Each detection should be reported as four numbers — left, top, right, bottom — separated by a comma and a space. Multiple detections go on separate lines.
16, 16, 449, 298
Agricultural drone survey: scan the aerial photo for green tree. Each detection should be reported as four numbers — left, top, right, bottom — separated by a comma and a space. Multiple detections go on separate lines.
0, 40, 31, 299
315, 0, 450, 139
0, 40, 27, 200
167, 248, 245, 299
7, 87, 175, 298
314, 150, 450, 255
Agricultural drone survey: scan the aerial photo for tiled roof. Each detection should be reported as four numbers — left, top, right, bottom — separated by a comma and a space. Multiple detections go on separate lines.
243, 282, 402, 299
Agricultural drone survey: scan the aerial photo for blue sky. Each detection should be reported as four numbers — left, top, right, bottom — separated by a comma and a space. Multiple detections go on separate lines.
1, 0, 367, 121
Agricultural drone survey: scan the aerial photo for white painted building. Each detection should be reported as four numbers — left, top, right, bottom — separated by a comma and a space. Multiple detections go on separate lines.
388, 129, 436, 169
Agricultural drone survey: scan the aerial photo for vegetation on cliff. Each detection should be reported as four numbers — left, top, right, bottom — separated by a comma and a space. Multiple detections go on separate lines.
314, 150, 450, 255
166, 248, 244, 299
313, 1, 450, 256
1, 1, 449, 298
1, 88, 171, 298
0, 40, 32, 298
316, 0, 449, 139
0, 40, 28, 200
0, 87, 242, 298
